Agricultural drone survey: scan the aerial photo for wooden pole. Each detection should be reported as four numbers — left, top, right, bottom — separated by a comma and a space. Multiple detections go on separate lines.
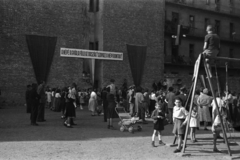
172, 83, 194, 145
214, 64, 221, 97
204, 60, 232, 156
208, 56, 240, 62
182, 54, 202, 153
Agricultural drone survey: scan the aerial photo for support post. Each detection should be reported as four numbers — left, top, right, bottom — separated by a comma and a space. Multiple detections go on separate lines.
182, 54, 202, 153
172, 82, 194, 145
204, 59, 232, 156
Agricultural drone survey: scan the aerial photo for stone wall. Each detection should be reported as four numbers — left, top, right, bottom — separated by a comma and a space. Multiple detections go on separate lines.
0, 0, 89, 104
101, 0, 165, 89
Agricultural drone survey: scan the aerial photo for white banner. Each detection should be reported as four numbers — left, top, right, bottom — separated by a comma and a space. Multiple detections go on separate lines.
60, 48, 123, 61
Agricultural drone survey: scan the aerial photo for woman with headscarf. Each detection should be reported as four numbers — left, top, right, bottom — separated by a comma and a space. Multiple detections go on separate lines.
197, 88, 213, 130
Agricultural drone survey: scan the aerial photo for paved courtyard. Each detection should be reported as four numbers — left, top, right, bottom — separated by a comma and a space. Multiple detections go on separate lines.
0, 105, 239, 160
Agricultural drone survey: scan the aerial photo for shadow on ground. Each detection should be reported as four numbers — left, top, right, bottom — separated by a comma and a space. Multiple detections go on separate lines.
0, 106, 239, 143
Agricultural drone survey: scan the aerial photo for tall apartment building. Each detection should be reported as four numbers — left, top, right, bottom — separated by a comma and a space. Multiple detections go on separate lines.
164, 0, 240, 92
0, 0, 164, 104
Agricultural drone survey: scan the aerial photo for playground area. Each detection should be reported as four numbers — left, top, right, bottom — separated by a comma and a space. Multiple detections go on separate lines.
0, 105, 239, 160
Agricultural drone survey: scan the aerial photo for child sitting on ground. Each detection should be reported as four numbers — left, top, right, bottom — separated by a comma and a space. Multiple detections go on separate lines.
172, 97, 188, 153
151, 99, 166, 147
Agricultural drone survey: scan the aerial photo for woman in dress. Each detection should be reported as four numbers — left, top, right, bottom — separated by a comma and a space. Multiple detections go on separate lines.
54, 89, 61, 112
107, 91, 116, 129
88, 88, 97, 116
197, 88, 213, 130
64, 83, 77, 128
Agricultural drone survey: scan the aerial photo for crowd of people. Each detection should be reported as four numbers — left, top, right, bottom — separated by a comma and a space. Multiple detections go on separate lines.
25, 78, 240, 153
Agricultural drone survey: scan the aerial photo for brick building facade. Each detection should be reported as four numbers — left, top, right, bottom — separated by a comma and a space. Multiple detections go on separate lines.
164, 0, 240, 93
0, 0, 164, 104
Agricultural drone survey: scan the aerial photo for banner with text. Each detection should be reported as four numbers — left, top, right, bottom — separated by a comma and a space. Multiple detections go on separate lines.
60, 48, 123, 61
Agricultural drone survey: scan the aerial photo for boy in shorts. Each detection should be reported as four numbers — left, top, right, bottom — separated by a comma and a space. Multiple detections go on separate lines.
172, 97, 188, 153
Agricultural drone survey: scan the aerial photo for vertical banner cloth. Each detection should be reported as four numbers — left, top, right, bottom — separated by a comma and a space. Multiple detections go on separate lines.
126, 44, 147, 87
26, 35, 57, 84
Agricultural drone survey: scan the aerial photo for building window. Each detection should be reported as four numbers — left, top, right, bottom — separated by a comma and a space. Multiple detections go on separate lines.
189, 44, 195, 64
229, 48, 234, 58
172, 12, 179, 24
89, 41, 99, 50
171, 46, 179, 63
230, 23, 234, 40
215, 0, 220, 11
164, 40, 166, 57
204, 18, 210, 30
215, 20, 220, 35
206, 0, 210, 5
96, 0, 99, 12
189, 15, 195, 28
89, 0, 99, 12
229, 0, 234, 13
89, 0, 94, 12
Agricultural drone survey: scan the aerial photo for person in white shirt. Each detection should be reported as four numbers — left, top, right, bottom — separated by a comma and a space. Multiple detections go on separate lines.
149, 90, 157, 115
223, 90, 233, 122
211, 92, 225, 152
88, 89, 97, 116
45, 88, 52, 109
172, 97, 188, 153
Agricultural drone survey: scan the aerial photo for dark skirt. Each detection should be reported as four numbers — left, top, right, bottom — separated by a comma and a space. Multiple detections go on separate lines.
172, 118, 185, 135
149, 100, 156, 114
107, 106, 114, 119
54, 98, 61, 112
154, 119, 164, 131
65, 99, 76, 118
26, 101, 31, 113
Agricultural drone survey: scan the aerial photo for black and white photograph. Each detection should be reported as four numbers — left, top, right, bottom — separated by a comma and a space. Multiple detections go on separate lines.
0, 0, 240, 159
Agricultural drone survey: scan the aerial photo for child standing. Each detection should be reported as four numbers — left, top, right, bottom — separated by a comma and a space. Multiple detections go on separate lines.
211, 92, 224, 152
190, 106, 198, 142
45, 88, 52, 109
172, 97, 188, 153
151, 101, 166, 147
79, 92, 84, 110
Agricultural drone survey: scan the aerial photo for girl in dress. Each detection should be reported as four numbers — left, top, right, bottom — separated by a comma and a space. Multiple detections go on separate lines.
190, 106, 198, 142
45, 88, 52, 109
151, 100, 166, 147
54, 89, 61, 112
79, 92, 84, 110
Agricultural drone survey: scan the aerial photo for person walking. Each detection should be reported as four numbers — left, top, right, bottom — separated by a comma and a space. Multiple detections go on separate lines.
37, 81, 46, 122
197, 88, 213, 130
25, 85, 32, 113
30, 83, 39, 126
135, 86, 147, 124
88, 88, 97, 116
165, 87, 175, 124
151, 100, 166, 147
106, 86, 116, 129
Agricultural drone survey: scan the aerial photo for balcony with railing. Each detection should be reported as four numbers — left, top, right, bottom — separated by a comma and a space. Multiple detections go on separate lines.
165, 20, 240, 43
164, 54, 240, 69
164, 54, 195, 66
166, 0, 240, 18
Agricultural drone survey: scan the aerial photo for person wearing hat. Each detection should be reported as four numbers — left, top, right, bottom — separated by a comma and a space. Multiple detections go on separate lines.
203, 25, 220, 78
197, 88, 213, 130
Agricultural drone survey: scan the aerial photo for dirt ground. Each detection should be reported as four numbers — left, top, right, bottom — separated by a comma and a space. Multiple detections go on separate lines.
0, 105, 239, 160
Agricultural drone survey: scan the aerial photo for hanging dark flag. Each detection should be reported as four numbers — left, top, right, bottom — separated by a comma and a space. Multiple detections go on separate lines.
26, 35, 57, 84
126, 44, 147, 87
